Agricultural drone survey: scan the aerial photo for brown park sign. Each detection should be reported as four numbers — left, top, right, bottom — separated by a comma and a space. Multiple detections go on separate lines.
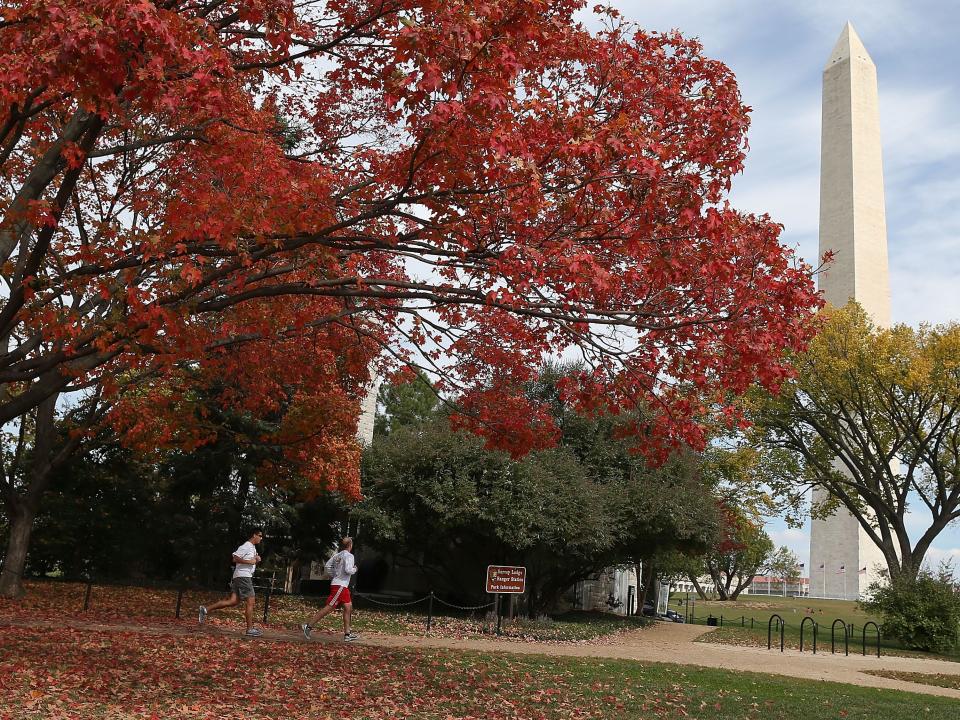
485, 565, 526, 594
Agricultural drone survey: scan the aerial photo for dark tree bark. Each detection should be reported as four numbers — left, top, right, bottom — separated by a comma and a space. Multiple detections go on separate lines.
687, 574, 710, 600
0, 394, 90, 598
0, 500, 38, 598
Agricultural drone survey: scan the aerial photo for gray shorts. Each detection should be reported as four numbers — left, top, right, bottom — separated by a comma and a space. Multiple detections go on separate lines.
231, 576, 255, 599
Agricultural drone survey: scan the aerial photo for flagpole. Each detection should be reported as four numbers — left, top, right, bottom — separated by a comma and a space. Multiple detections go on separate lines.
843, 568, 847, 600
822, 566, 826, 599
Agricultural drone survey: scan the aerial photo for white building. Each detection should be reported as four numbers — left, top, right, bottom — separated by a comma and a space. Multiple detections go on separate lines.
572, 566, 638, 615
741, 576, 810, 598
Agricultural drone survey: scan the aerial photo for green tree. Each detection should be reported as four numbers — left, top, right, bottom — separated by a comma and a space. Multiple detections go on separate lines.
373, 372, 439, 437
752, 303, 960, 582
766, 546, 802, 597
686, 508, 774, 601
0, 394, 100, 596
861, 563, 960, 653
358, 419, 622, 616
10, 382, 347, 588
358, 362, 721, 616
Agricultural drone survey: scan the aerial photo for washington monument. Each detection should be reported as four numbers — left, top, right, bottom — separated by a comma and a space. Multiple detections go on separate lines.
808, 23, 890, 599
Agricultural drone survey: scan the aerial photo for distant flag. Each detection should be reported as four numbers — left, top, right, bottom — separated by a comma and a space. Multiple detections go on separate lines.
837, 565, 846, 574
818, 564, 825, 570
858, 566, 867, 575
799, 563, 805, 568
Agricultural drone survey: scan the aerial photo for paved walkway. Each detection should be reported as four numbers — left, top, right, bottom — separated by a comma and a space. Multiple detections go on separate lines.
4, 617, 960, 700
364, 622, 960, 699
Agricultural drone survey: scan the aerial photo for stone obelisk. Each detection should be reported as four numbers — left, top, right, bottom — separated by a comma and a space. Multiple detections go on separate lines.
808, 23, 890, 600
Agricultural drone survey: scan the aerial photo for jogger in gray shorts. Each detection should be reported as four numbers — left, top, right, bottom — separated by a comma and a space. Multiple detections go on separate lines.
198, 528, 264, 637
231, 576, 255, 599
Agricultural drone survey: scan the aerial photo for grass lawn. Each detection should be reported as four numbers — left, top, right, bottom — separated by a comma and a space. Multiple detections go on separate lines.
864, 670, 960, 691
672, 594, 960, 662
2, 624, 957, 719
671, 593, 879, 630
0, 580, 645, 643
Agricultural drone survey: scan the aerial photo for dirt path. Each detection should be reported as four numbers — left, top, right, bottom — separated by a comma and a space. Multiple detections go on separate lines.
4, 617, 960, 700
363, 622, 960, 700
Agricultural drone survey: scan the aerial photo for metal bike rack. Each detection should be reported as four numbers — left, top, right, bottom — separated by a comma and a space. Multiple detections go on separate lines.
800, 616, 818, 654
768, 614, 785, 652
831, 618, 849, 656
862, 621, 881, 657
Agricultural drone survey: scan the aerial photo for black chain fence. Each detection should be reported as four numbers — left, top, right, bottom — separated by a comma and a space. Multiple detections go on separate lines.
12, 576, 521, 635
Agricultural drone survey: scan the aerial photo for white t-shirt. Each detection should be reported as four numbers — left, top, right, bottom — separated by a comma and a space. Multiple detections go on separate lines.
325, 550, 357, 587
232, 541, 257, 579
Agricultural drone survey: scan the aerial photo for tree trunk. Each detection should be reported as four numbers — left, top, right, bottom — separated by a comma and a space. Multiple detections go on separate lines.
688, 574, 709, 600
0, 501, 36, 598
729, 572, 757, 600
641, 560, 657, 605
0, 394, 79, 598
706, 563, 730, 600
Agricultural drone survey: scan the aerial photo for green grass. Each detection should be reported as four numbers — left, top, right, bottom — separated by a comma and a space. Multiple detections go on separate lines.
3, 624, 957, 719
672, 592, 879, 628
671, 594, 960, 662
538, 658, 960, 719
864, 670, 960, 691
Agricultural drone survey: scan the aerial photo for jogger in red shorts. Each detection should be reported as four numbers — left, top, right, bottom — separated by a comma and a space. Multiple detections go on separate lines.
301, 536, 359, 641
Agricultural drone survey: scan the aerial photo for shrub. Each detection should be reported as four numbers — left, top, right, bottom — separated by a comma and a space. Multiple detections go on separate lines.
860, 563, 960, 653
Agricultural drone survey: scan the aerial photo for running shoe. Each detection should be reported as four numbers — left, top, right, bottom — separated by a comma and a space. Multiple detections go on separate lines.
301, 623, 312, 640
245, 628, 263, 637
343, 632, 359, 642
198, 606, 207, 625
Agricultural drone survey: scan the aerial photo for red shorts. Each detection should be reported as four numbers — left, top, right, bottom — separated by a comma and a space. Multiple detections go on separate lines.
326, 584, 351, 608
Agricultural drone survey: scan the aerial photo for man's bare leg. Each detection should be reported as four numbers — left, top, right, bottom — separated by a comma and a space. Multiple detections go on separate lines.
244, 595, 255, 631
307, 603, 336, 628
205, 593, 240, 613
342, 603, 353, 635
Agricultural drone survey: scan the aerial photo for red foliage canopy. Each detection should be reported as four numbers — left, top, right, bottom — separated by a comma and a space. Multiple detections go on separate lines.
0, 1, 820, 494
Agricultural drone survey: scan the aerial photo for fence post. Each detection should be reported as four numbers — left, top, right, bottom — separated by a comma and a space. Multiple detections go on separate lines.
495, 593, 502, 636
175, 588, 184, 619
83, 581, 93, 611
720, 615, 724, 627
750, 617, 754, 629
426, 591, 434, 633
262, 579, 273, 623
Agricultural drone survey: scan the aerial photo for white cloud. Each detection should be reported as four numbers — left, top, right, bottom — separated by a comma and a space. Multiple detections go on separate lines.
790, 0, 924, 47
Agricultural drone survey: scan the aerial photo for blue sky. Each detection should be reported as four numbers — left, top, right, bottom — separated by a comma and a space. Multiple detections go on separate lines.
601, 1, 960, 571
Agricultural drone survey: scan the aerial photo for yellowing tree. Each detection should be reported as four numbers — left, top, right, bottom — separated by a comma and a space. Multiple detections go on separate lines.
754, 303, 960, 582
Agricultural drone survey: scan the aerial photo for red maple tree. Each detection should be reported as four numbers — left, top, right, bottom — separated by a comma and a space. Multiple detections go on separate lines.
0, 1, 820, 596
